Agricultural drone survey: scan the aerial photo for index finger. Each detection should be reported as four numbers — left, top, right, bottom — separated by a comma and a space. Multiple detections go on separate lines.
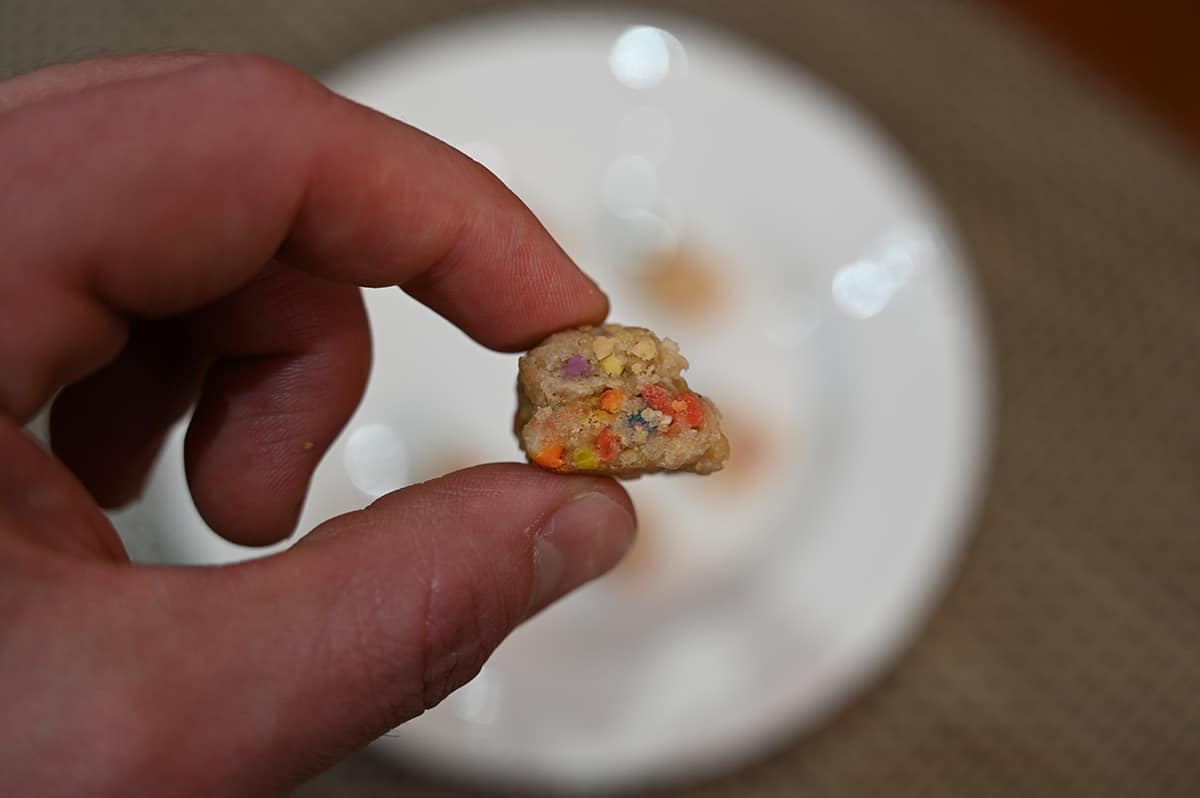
0, 54, 606, 420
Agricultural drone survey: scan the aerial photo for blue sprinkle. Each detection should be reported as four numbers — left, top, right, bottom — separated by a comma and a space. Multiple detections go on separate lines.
626, 410, 655, 436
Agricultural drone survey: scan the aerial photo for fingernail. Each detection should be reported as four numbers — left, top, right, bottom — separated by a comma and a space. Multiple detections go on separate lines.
529, 491, 636, 614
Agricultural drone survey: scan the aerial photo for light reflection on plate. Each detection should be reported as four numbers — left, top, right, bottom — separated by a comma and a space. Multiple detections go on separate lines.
107, 8, 990, 794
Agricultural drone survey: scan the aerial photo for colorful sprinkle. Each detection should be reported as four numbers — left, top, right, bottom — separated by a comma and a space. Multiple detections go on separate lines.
600, 354, 626, 376
572, 446, 600, 470
563, 354, 590, 377
590, 409, 614, 425
597, 427, 621, 461
532, 444, 564, 469
678, 392, 705, 428
640, 384, 674, 414
600, 388, 624, 412
627, 410, 656, 441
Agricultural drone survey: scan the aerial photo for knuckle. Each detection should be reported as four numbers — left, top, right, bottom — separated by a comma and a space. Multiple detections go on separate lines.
335, 561, 505, 729
203, 53, 325, 108
324, 565, 429, 730
417, 570, 514, 712
419, 593, 487, 711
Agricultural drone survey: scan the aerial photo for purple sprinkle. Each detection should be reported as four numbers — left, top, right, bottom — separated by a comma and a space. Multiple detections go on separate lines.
563, 354, 590, 377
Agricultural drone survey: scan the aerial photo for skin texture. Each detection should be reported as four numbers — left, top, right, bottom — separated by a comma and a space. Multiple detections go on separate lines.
0, 54, 637, 797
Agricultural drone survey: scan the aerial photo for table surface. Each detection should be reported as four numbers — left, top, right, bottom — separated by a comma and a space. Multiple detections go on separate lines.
986, 0, 1200, 153
2, 2, 1198, 796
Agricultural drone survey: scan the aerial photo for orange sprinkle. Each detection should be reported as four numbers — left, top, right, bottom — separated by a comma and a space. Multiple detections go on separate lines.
678, 393, 705, 428
600, 389, 624, 413
597, 428, 621, 461
532, 444, 565, 469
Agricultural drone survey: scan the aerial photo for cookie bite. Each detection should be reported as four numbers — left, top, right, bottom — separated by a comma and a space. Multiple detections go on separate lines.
515, 324, 729, 477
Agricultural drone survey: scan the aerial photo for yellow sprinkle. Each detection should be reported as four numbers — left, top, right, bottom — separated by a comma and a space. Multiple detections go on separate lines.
302, 441, 315, 451
631, 337, 657, 360
632, 427, 649, 444
590, 410, 614, 425
572, 447, 600, 470
592, 336, 616, 360
601, 354, 625, 376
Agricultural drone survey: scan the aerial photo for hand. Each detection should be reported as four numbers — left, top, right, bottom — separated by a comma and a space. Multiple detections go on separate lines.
0, 53, 635, 797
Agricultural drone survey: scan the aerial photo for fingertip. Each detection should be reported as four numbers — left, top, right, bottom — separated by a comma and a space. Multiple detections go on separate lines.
184, 424, 310, 547
369, 463, 637, 614
527, 486, 637, 615
183, 353, 364, 548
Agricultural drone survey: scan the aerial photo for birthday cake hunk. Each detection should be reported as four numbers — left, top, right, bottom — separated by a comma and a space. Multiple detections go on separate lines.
515, 324, 730, 477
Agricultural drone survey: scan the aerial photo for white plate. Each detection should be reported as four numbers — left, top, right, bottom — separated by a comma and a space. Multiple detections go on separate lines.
109, 8, 990, 794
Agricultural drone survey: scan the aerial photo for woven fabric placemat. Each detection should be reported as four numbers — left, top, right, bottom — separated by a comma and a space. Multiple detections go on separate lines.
3, 1, 1198, 796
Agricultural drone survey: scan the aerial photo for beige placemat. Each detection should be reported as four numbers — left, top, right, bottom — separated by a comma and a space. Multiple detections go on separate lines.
3, 1, 1198, 796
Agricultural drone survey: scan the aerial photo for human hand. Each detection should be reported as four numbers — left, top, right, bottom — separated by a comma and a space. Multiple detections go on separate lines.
0, 53, 635, 797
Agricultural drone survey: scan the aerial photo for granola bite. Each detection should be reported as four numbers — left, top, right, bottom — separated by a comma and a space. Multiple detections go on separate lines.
515, 324, 729, 477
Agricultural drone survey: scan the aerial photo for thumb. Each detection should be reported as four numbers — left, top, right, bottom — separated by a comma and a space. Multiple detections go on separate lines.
137, 465, 635, 794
